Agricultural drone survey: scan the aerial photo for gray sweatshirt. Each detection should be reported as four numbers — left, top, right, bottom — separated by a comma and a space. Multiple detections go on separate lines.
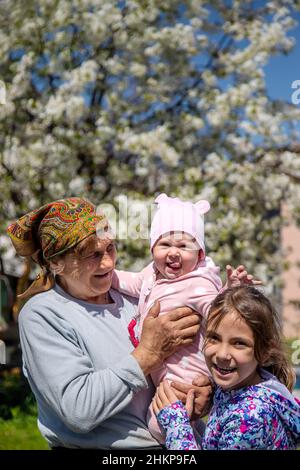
18, 285, 159, 449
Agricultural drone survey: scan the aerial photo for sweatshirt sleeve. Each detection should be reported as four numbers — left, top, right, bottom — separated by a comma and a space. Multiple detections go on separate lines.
111, 269, 144, 298
185, 275, 221, 319
18, 302, 148, 434
157, 401, 199, 450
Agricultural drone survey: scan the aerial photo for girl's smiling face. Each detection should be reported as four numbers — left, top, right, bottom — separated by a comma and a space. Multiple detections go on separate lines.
204, 310, 261, 391
152, 231, 203, 279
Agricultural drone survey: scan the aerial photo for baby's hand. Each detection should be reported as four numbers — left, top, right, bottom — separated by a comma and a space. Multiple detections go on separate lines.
225, 265, 263, 288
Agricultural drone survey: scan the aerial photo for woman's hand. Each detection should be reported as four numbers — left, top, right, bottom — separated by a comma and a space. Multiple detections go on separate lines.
170, 374, 213, 419
152, 380, 195, 418
132, 301, 201, 376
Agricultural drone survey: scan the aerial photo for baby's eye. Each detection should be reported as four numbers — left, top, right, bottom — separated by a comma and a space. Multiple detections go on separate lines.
182, 243, 196, 250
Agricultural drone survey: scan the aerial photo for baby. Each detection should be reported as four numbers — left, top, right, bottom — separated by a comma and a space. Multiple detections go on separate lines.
112, 193, 254, 442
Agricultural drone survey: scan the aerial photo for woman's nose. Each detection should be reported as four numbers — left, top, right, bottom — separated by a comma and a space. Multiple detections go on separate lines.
100, 251, 115, 267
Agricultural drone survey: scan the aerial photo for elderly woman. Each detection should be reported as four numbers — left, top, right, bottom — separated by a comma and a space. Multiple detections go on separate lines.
7, 197, 211, 450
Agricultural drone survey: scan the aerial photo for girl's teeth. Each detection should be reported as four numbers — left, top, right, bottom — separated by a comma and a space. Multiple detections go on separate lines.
215, 365, 235, 375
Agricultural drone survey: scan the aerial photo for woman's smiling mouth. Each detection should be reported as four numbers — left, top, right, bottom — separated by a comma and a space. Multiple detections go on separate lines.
94, 271, 112, 279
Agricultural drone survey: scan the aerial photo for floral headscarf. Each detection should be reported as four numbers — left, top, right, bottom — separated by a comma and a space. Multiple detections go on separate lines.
7, 197, 108, 299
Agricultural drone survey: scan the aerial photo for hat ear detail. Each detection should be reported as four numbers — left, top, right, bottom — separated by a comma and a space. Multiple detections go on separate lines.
154, 193, 169, 205
195, 200, 210, 215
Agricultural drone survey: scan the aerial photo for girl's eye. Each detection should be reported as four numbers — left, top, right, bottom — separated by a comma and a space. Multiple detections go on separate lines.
207, 334, 219, 343
234, 341, 247, 347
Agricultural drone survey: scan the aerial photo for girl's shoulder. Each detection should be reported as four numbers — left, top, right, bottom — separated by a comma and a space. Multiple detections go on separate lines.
206, 386, 277, 447
214, 380, 299, 428
208, 383, 300, 449
214, 383, 280, 419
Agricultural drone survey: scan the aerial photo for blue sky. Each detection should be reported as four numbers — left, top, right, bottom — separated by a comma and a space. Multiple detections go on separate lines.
264, 11, 300, 103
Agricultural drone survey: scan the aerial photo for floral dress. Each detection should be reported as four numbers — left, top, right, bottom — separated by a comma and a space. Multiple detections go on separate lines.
157, 371, 300, 450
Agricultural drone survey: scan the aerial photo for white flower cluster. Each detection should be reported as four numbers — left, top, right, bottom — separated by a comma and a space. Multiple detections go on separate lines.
0, 0, 299, 302
119, 126, 180, 168
145, 23, 201, 54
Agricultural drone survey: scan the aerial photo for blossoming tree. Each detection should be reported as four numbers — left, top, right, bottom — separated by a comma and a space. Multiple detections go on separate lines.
0, 0, 300, 290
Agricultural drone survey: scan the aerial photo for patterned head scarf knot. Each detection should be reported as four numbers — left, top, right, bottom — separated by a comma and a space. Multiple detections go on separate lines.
7, 197, 108, 299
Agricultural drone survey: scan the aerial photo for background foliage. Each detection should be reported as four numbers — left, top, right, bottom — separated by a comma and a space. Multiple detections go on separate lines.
1, 0, 300, 291
0, 371, 48, 449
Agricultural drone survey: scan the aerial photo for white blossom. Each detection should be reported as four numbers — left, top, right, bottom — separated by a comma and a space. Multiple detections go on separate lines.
0, 0, 299, 303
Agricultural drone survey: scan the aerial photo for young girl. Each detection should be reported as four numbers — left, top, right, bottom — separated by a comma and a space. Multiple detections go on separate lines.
112, 194, 258, 442
153, 286, 300, 450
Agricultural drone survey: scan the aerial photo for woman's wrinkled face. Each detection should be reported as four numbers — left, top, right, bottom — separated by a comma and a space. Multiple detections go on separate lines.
53, 235, 117, 304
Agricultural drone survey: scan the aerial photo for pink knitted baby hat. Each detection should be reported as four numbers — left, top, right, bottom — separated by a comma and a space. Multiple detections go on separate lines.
150, 193, 210, 252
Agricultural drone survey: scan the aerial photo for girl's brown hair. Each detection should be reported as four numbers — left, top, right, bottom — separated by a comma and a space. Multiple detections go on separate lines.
206, 286, 295, 391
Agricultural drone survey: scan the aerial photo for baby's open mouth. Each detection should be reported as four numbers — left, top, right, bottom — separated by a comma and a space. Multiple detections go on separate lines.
213, 364, 237, 375
166, 262, 181, 270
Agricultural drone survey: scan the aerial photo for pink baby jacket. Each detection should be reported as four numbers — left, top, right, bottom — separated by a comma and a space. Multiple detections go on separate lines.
112, 256, 222, 385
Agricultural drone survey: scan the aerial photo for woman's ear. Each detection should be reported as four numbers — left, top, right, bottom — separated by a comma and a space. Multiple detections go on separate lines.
49, 258, 65, 276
